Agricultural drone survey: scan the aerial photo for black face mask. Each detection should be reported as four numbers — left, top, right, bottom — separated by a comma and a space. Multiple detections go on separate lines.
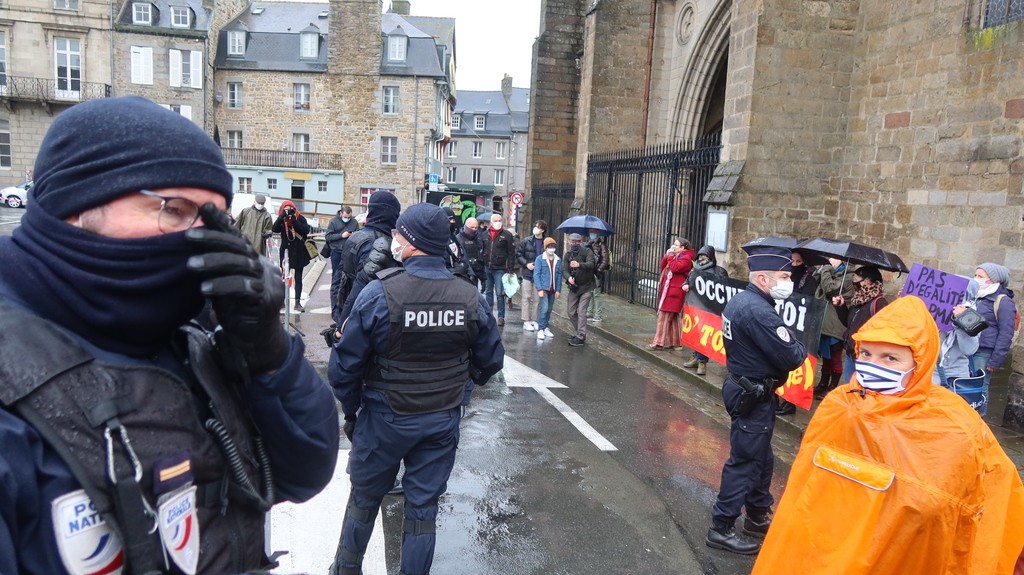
0, 206, 207, 357
463, 225, 478, 238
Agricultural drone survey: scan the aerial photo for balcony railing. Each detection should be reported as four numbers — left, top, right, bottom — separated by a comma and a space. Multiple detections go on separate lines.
0, 75, 111, 104
220, 147, 346, 171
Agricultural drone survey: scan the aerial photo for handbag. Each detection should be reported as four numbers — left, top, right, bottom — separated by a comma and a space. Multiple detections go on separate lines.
319, 241, 331, 258
304, 239, 320, 260
951, 307, 988, 336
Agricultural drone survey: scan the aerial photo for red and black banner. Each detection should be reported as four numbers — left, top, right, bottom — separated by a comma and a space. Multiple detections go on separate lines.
681, 271, 825, 409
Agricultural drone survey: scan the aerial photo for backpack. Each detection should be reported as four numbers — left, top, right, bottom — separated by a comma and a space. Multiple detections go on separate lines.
993, 294, 1022, 346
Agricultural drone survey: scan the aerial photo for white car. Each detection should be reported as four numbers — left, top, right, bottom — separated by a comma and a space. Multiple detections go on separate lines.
0, 181, 32, 208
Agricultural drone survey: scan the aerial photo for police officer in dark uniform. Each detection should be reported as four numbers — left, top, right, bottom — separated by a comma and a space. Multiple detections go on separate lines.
328, 203, 505, 575
0, 97, 339, 574
707, 245, 807, 555
333, 191, 402, 330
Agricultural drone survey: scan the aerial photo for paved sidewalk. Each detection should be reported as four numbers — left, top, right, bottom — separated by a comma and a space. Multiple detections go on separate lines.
554, 293, 1024, 473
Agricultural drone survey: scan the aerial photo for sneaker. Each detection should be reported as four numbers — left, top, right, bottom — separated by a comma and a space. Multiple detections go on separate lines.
497, 317, 505, 327
568, 336, 585, 347
544, 328, 554, 337
524, 322, 537, 332
683, 357, 700, 368
293, 304, 305, 313
696, 362, 707, 376
536, 331, 546, 340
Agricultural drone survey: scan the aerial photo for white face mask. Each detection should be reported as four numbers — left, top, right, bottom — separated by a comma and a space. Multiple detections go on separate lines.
491, 221, 502, 230
767, 276, 794, 300
390, 238, 406, 262
254, 204, 265, 211
546, 248, 556, 255
976, 277, 991, 288
855, 360, 913, 394
532, 227, 542, 236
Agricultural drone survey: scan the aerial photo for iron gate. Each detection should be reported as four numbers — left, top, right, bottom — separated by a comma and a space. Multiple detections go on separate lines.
529, 183, 576, 239
585, 133, 722, 309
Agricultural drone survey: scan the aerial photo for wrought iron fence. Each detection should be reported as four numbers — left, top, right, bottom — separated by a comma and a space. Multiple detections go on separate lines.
585, 133, 721, 309
528, 183, 576, 240
0, 75, 110, 102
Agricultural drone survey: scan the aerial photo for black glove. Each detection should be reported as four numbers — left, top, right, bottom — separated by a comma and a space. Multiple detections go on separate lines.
343, 416, 356, 442
320, 324, 340, 348
261, 231, 273, 240
187, 204, 290, 374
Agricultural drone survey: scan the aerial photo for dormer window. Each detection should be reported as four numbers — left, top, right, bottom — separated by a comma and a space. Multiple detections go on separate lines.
227, 30, 245, 56
474, 115, 485, 130
301, 32, 318, 58
170, 6, 190, 27
387, 35, 406, 62
132, 2, 151, 24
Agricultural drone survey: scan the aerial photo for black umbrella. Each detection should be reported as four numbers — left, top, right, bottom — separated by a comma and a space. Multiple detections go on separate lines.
556, 214, 614, 236
793, 238, 909, 273
742, 237, 829, 266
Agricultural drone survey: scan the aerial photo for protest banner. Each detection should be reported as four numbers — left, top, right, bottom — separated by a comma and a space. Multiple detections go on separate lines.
899, 263, 970, 332
681, 270, 825, 409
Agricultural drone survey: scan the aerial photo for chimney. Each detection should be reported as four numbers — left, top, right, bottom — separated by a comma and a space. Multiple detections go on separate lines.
390, 0, 410, 15
501, 74, 513, 103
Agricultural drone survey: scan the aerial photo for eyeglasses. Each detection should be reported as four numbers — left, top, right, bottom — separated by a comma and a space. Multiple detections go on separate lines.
139, 190, 201, 233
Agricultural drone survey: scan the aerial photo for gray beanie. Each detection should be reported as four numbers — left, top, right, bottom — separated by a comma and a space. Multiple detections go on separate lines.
32, 96, 233, 219
978, 262, 1010, 286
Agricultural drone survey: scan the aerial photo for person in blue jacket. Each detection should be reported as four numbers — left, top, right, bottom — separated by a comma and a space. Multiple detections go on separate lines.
971, 262, 1017, 415
328, 203, 505, 575
532, 236, 562, 340
0, 97, 340, 575
706, 245, 807, 556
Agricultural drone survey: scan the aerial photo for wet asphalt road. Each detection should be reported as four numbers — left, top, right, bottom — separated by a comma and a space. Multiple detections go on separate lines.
277, 262, 802, 575
0, 208, 797, 574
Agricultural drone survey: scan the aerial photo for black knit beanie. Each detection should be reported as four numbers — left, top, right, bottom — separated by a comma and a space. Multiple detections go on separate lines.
396, 203, 449, 256
32, 96, 233, 219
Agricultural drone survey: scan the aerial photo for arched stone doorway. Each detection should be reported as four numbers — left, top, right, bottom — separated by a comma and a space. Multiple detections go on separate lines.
671, 0, 731, 141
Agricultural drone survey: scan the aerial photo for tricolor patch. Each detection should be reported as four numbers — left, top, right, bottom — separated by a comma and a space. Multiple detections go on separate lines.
51, 489, 124, 575
157, 485, 200, 575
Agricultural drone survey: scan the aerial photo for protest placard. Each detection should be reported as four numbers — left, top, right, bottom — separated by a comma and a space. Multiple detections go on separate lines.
899, 263, 970, 331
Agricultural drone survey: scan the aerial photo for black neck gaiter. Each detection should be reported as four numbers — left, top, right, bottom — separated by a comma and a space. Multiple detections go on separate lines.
0, 207, 205, 357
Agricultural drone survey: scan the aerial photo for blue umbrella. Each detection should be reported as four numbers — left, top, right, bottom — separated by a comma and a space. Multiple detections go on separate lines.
476, 211, 495, 222
556, 214, 614, 236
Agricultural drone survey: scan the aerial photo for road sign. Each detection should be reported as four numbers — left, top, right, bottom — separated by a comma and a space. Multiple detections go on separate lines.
510, 191, 524, 206
428, 173, 439, 192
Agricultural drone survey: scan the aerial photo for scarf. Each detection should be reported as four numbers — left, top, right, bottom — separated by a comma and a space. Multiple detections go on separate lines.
0, 206, 206, 357
849, 280, 884, 308
977, 282, 1000, 299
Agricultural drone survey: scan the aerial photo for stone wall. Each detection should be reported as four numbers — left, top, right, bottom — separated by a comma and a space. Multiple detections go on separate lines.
114, 33, 207, 123
724, 0, 858, 255
573, 0, 652, 194
525, 0, 584, 194
214, 71, 332, 150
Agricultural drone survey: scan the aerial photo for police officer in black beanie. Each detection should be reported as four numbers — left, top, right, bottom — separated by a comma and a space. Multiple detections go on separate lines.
0, 96, 339, 574
328, 203, 504, 575
334, 190, 402, 330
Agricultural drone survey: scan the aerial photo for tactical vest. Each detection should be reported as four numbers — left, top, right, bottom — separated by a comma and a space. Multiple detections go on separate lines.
0, 304, 270, 574
342, 228, 389, 281
363, 269, 480, 414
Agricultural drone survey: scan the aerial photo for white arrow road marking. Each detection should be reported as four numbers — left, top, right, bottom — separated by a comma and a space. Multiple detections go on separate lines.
269, 450, 385, 574
502, 356, 617, 451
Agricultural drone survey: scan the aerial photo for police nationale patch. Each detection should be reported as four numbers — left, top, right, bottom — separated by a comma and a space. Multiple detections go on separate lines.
157, 485, 200, 575
51, 489, 124, 575
776, 326, 791, 342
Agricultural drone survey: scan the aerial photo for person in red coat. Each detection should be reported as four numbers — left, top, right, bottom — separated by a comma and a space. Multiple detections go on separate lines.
648, 237, 695, 349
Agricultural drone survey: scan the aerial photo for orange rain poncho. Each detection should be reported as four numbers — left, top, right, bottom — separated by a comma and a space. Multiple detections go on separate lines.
753, 296, 1024, 575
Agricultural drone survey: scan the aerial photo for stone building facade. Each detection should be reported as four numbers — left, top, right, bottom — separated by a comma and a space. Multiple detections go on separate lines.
527, 0, 1024, 427
113, 0, 213, 125
0, 0, 113, 187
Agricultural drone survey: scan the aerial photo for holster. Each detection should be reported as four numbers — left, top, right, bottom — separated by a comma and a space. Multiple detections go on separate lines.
733, 376, 768, 417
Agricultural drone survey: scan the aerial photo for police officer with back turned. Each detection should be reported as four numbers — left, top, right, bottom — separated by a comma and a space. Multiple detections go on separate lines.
328, 203, 505, 575
706, 245, 806, 555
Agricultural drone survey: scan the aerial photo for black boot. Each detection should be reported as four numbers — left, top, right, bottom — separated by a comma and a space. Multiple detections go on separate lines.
705, 526, 761, 555
743, 509, 773, 539
813, 372, 834, 400
775, 399, 795, 415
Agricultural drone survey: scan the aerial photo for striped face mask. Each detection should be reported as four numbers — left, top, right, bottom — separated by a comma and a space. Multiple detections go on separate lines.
855, 361, 914, 395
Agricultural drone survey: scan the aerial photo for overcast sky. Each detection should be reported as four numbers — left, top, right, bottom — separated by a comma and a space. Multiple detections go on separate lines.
396, 0, 542, 92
